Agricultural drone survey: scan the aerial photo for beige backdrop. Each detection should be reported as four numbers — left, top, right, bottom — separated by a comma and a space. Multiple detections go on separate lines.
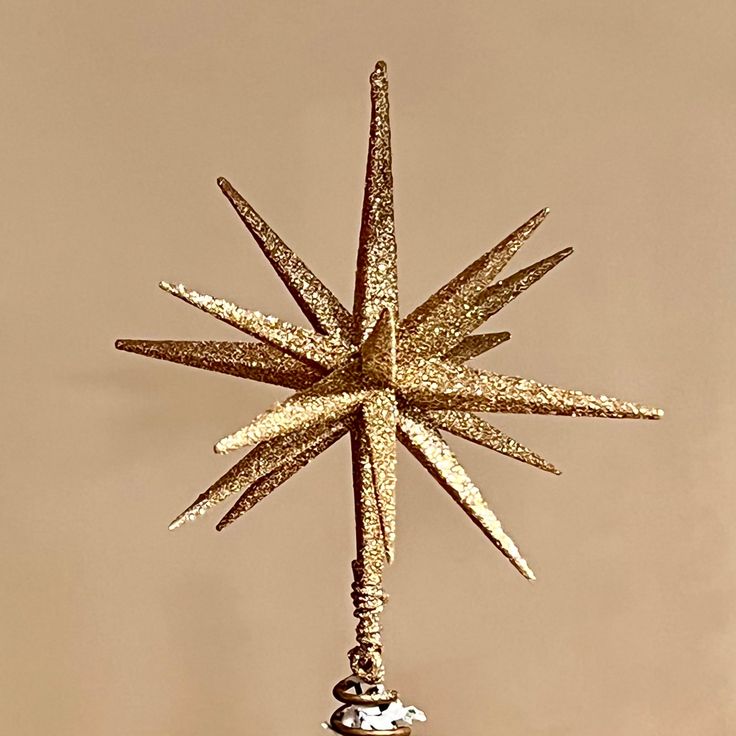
2, 2, 734, 735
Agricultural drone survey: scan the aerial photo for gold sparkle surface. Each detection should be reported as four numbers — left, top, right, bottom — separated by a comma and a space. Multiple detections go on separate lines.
118, 61, 662, 685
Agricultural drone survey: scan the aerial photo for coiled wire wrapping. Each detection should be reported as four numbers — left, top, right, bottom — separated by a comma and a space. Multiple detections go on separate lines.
348, 558, 388, 683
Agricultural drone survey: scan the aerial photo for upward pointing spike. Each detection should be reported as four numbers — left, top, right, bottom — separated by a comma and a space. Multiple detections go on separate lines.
444, 332, 511, 362
470, 246, 573, 329
353, 61, 398, 344
217, 177, 354, 341
403, 246, 572, 358
400, 208, 549, 357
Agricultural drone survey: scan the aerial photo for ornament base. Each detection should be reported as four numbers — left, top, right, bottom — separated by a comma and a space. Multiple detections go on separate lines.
326, 676, 425, 735
328, 712, 411, 736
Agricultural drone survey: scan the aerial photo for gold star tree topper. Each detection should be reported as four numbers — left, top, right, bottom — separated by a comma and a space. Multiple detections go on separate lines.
118, 61, 661, 726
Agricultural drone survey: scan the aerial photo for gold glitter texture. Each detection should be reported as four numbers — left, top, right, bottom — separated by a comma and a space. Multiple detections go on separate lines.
399, 208, 548, 358
118, 61, 662, 694
214, 362, 364, 454
169, 420, 348, 529
398, 408, 534, 581
424, 409, 560, 474
115, 339, 320, 389
217, 176, 354, 342
159, 281, 350, 370
354, 61, 398, 345
444, 331, 511, 362
349, 419, 388, 682
216, 418, 351, 531
362, 389, 398, 562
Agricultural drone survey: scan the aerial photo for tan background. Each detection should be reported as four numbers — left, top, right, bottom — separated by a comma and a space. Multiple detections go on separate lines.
2, 2, 734, 735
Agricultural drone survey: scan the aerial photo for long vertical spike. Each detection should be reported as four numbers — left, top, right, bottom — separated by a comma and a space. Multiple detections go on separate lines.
353, 61, 398, 343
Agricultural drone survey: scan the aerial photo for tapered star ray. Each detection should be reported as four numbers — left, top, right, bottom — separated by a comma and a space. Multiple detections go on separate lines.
115, 339, 320, 389
399, 358, 663, 419
397, 408, 535, 580
216, 418, 350, 531
424, 409, 560, 474
354, 61, 398, 343
401, 246, 573, 358
443, 331, 511, 362
469, 247, 573, 331
217, 176, 354, 342
159, 281, 350, 370
169, 419, 350, 529
400, 208, 548, 358
214, 361, 365, 454
119, 61, 662, 611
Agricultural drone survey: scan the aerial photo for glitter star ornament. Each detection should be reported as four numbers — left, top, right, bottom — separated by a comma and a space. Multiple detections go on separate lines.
117, 61, 662, 735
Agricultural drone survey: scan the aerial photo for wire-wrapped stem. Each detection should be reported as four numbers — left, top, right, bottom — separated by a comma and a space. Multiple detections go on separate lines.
348, 425, 388, 683
348, 556, 387, 682
330, 430, 411, 735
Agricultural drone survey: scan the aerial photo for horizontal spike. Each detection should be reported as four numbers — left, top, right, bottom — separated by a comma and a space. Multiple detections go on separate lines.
400, 358, 664, 420
115, 339, 321, 389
